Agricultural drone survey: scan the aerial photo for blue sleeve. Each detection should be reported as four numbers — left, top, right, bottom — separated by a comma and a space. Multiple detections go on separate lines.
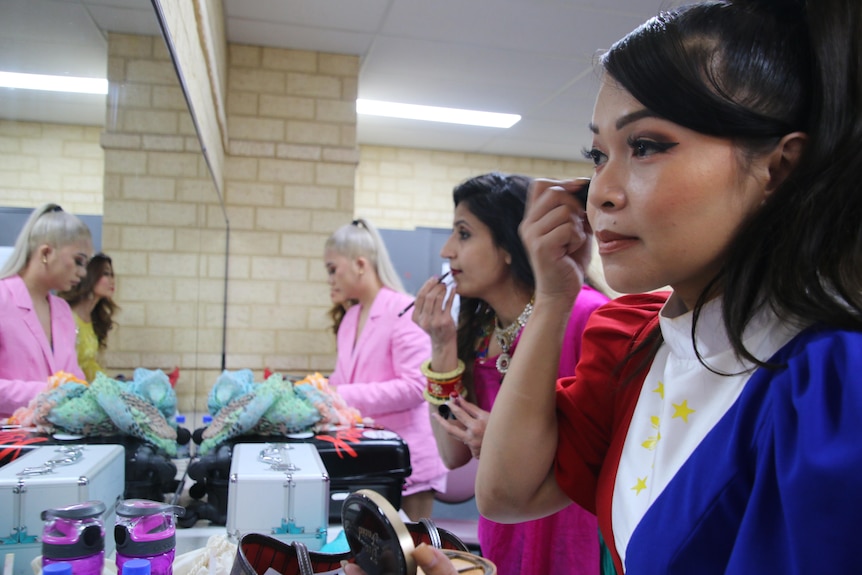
751, 328, 862, 574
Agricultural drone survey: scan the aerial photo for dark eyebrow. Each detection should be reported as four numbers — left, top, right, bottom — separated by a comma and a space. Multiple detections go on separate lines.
589, 108, 659, 134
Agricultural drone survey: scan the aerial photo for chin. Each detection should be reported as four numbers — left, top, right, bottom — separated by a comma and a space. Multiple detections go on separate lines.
603, 271, 662, 296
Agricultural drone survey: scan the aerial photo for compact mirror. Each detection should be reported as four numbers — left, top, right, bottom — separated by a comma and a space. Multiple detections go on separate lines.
341, 489, 416, 575
341, 489, 497, 575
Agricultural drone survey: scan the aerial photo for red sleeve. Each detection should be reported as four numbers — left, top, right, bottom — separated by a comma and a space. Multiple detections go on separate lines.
554, 292, 668, 514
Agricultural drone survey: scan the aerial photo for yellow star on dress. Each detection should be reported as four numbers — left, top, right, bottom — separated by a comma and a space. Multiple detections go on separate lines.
672, 399, 696, 423
631, 477, 648, 495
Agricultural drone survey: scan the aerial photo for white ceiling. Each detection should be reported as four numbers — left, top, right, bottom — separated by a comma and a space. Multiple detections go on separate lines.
1, 0, 682, 162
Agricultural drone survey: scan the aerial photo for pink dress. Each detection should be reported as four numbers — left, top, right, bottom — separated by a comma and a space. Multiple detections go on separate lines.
331, 287, 447, 495
0, 275, 84, 418
473, 285, 608, 575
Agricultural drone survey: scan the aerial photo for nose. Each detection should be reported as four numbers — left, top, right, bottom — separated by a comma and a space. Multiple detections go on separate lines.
439, 233, 456, 259
588, 170, 626, 211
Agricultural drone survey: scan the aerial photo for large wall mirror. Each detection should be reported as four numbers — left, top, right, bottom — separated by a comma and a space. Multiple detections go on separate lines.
0, 0, 228, 419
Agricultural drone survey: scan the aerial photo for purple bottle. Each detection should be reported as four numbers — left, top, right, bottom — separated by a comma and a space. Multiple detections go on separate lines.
114, 500, 184, 575
41, 500, 107, 575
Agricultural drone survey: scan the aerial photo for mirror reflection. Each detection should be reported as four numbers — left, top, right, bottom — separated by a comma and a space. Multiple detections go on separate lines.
0, 0, 228, 419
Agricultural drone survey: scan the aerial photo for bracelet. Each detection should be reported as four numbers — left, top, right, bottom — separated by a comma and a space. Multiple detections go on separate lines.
420, 359, 465, 382
424, 378, 466, 405
423, 388, 449, 406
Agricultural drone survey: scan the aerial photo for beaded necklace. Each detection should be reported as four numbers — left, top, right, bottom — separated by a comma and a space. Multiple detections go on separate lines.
493, 297, 534, 374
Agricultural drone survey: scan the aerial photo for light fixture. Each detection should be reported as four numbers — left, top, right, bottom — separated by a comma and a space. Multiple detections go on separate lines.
0, 71, 108, 95
357, 99, 520, 128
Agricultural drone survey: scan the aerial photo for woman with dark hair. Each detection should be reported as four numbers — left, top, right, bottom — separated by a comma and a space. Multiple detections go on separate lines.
412, 172, 608, 575
0, 203, 91, 417
58, 253, 120, 382
477, 1, 862, 573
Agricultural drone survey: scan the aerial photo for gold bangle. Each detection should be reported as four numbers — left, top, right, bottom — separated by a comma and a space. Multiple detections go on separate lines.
423, 388, 449, 406
420, 359, 465, 382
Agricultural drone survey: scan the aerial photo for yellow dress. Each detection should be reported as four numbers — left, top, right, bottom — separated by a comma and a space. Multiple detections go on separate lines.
74, 315, 103, 382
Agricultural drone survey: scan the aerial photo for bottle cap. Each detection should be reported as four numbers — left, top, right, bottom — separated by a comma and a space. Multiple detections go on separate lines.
42, 500, 106, 521
42, 563, 73, 575
122, 558, 152, 575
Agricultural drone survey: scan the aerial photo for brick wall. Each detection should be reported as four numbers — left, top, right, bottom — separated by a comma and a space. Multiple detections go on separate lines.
101, 33, 226, 413
355, 145, 611, 295
0, 120, 104, 215
356, 145, 592, 229
221, 44, 359, 378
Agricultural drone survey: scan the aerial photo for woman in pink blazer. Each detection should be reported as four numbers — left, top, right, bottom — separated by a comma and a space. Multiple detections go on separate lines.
0, 204, 92, 419
325, 218, 447, 521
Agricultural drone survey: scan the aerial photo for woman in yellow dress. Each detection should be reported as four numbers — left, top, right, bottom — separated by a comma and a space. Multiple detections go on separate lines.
58, 253, 119, 382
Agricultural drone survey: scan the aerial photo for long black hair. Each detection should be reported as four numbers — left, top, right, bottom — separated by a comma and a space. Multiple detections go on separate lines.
451, 172, 534, 396
604, 0, 862, 370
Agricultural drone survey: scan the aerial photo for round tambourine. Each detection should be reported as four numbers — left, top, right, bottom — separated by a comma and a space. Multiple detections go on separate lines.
341, 489, 495, 575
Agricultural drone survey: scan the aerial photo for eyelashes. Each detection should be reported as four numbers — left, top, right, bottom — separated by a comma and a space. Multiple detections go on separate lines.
581, 138, 679, 166
626, 137, 679, 157
581, 147, 605, 166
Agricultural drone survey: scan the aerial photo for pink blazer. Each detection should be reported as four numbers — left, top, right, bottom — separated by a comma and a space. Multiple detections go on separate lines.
330, 287, 446, 490
0, 275, 84, 418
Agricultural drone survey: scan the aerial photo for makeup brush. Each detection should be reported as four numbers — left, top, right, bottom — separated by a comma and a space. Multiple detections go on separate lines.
398, 271, 450, 317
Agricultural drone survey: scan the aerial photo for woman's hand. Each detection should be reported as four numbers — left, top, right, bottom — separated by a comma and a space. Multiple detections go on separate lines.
412, 274, 457, 355
343, 543, 462, 575
432, 395, 489, 460
519, 178, 592, 303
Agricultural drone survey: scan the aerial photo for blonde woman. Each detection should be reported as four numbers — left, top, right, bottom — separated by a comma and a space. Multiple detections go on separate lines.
0, 203, 92, 418
324, 218, 446, 521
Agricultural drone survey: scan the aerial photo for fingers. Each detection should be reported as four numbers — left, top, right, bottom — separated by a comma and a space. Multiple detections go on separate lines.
343, 544, 459, 575
413, 544, 458, 575
431, 409, 467, 435
522, 179, 588, 252
520, 179, 590, 299
411, 275, 455, 332
439, 397, 486, 459
449, 395, 487, 420
342, 563, 364, 575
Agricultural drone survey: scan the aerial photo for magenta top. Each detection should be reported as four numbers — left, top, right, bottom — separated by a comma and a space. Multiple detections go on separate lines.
473, 285, 609, 575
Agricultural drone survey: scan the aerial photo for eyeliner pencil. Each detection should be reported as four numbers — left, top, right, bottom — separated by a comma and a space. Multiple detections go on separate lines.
398, 271, 450, 317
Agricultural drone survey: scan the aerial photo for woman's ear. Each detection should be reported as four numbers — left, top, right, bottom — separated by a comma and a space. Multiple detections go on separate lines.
765, 131, 807, 195
37, 244, 52, 264
354, 256, 367, 276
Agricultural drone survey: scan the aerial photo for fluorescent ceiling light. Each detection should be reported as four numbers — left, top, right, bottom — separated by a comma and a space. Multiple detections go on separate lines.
357, 99, 520, 128
0, 71, 108, 95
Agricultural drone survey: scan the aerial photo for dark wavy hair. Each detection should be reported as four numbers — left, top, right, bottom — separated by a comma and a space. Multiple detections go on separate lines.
451, 172, 534, 396
604, 0, 862, 372
58, 253, 120, 349
328, 299, 357, 334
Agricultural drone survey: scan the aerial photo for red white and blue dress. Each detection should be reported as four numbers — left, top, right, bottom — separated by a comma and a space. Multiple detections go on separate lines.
555, 292, 862, 574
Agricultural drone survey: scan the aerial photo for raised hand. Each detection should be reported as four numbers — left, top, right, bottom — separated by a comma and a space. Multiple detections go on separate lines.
519, 178, 591, 304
